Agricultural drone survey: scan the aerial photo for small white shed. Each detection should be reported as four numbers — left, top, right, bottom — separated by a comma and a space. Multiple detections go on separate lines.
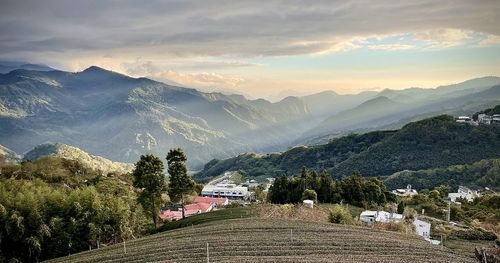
303, 199, 314, 208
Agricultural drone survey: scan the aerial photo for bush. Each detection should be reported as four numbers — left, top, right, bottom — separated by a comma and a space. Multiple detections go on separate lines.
328, 204, 353, 225
226, 202, 241, 208
450, 228, 497, 240
302, 189, 317, 202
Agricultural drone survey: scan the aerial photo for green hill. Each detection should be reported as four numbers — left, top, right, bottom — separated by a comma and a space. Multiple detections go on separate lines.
196, 114, 500, 180
46, 218, 474, 263
384, 158, 500, 191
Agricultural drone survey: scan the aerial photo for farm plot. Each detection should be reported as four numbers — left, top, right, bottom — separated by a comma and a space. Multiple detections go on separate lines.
46, 218, 476, 263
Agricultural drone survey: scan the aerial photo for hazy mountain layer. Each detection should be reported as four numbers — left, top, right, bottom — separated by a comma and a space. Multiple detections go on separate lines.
0, 66, 310, 168
1, 64, 499, 169
302, 77, 500, 139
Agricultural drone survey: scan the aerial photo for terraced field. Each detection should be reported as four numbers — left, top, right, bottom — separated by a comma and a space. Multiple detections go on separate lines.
47, 219, 475, 263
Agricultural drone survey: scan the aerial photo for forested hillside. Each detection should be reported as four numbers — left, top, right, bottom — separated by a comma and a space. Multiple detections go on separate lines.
197, 114, 500, 182
0, 156, 147, 262
384, 158, 500, 191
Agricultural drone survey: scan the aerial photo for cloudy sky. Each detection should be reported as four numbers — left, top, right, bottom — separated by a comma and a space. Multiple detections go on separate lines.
1, 0, 500, 100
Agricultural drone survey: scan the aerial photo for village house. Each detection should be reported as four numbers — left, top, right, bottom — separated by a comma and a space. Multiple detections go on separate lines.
413, 218, 431, 239
160, 202, 212, 221
194, 196, 229, 208
360, 210, 432, 240
448, 186, 481, 203
392, 184, 418, 197
360, 211, 403, 224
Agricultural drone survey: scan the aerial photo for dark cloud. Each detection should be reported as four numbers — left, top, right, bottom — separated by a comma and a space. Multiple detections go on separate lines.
0, 0, 499, 59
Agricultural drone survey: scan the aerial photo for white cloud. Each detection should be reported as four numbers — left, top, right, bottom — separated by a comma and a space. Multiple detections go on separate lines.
367, 44, 415, 51
415, 28, 472, 48
478, 34, 500, 46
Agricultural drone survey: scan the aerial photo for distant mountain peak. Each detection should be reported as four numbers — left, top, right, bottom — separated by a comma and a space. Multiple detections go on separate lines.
81, 65, 113, 74
361, 95, 394, 105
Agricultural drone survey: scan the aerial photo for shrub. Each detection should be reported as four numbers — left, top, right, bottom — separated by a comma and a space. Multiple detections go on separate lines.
328, 204, 353, 225
450, 228, 497, 240
301, 189, 317, 202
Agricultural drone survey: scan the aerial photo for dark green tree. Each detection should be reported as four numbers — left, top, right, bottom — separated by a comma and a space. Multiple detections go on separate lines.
302, 189, 317, 202
132, 154, 165, 227
166, 148, 195, 219
340, 171, 366, 205
397, 201, 405, 214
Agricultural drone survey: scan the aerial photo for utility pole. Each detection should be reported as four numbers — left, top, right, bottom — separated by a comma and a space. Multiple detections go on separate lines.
123, 239, 127, 254
446, 201, 451, 222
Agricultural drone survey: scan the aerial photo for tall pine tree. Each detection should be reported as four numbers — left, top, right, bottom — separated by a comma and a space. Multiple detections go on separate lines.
166, 148, 195, 219
132, 154, 165, 227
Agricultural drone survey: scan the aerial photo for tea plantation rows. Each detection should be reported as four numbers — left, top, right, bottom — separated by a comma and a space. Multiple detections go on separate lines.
46, 218, 475, 263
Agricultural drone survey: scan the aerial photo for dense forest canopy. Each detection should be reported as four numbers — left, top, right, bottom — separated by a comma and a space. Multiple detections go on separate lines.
0, 156, 148, 262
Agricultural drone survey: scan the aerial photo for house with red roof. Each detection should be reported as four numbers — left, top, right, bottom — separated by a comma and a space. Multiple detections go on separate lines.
160, 202, 213, 221
194, 196, 229, 208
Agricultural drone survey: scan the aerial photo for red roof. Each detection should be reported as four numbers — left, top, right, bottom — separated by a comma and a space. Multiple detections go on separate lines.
160, 202, 213, 221
194, 196, 228, 206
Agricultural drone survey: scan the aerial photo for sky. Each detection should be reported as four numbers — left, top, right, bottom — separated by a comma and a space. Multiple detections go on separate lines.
1, 0, 500, 100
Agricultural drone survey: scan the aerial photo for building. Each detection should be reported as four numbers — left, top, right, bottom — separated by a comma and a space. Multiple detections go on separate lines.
194, 196, 229, 208
413, 218, 431, 239
360, 210, 378, 224
478, 114, 493, 124
493, 114, 500, 124
448, 186, 481, 203
160, 202, 212, 221
456, 116, 478, 125
201, 184, 249, 199
392, 184, 418, 197
360, 211, 403, 224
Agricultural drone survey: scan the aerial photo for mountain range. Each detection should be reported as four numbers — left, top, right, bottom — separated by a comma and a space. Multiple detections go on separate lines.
0, 62, 499, 169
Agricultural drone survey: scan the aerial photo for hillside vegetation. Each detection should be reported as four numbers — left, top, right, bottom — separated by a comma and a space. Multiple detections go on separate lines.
46, 218, 475, 263
0, 156, 148, 262
197, 114, 500, 180
385, 158, 500, 191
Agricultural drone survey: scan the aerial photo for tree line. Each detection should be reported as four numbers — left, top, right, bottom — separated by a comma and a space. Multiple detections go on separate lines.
267, 168, 396, 207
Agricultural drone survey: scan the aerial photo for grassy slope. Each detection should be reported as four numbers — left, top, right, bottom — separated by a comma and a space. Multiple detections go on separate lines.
47, 218, 475, 263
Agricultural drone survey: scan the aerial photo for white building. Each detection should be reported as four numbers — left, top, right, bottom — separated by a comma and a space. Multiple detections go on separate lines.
360, 210, 403, 224
392, 184, 418, 197
201, 184, 249, 199
478, 114, 492, 124
413, 218, 431, 239
448, 186, 481, 203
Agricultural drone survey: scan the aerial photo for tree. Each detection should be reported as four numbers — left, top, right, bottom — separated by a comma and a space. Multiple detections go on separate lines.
166, 148, 195, 219
397, 201, 405, 214
328, 204, 353, 224
301, 189, 317, 202
340, 171, 365, 205
132, 154, 165, 227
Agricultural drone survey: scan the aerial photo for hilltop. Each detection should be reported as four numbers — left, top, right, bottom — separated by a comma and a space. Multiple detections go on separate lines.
23, 143, 133, 174
196, 113, 500, 182
46, 218, 474, 263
